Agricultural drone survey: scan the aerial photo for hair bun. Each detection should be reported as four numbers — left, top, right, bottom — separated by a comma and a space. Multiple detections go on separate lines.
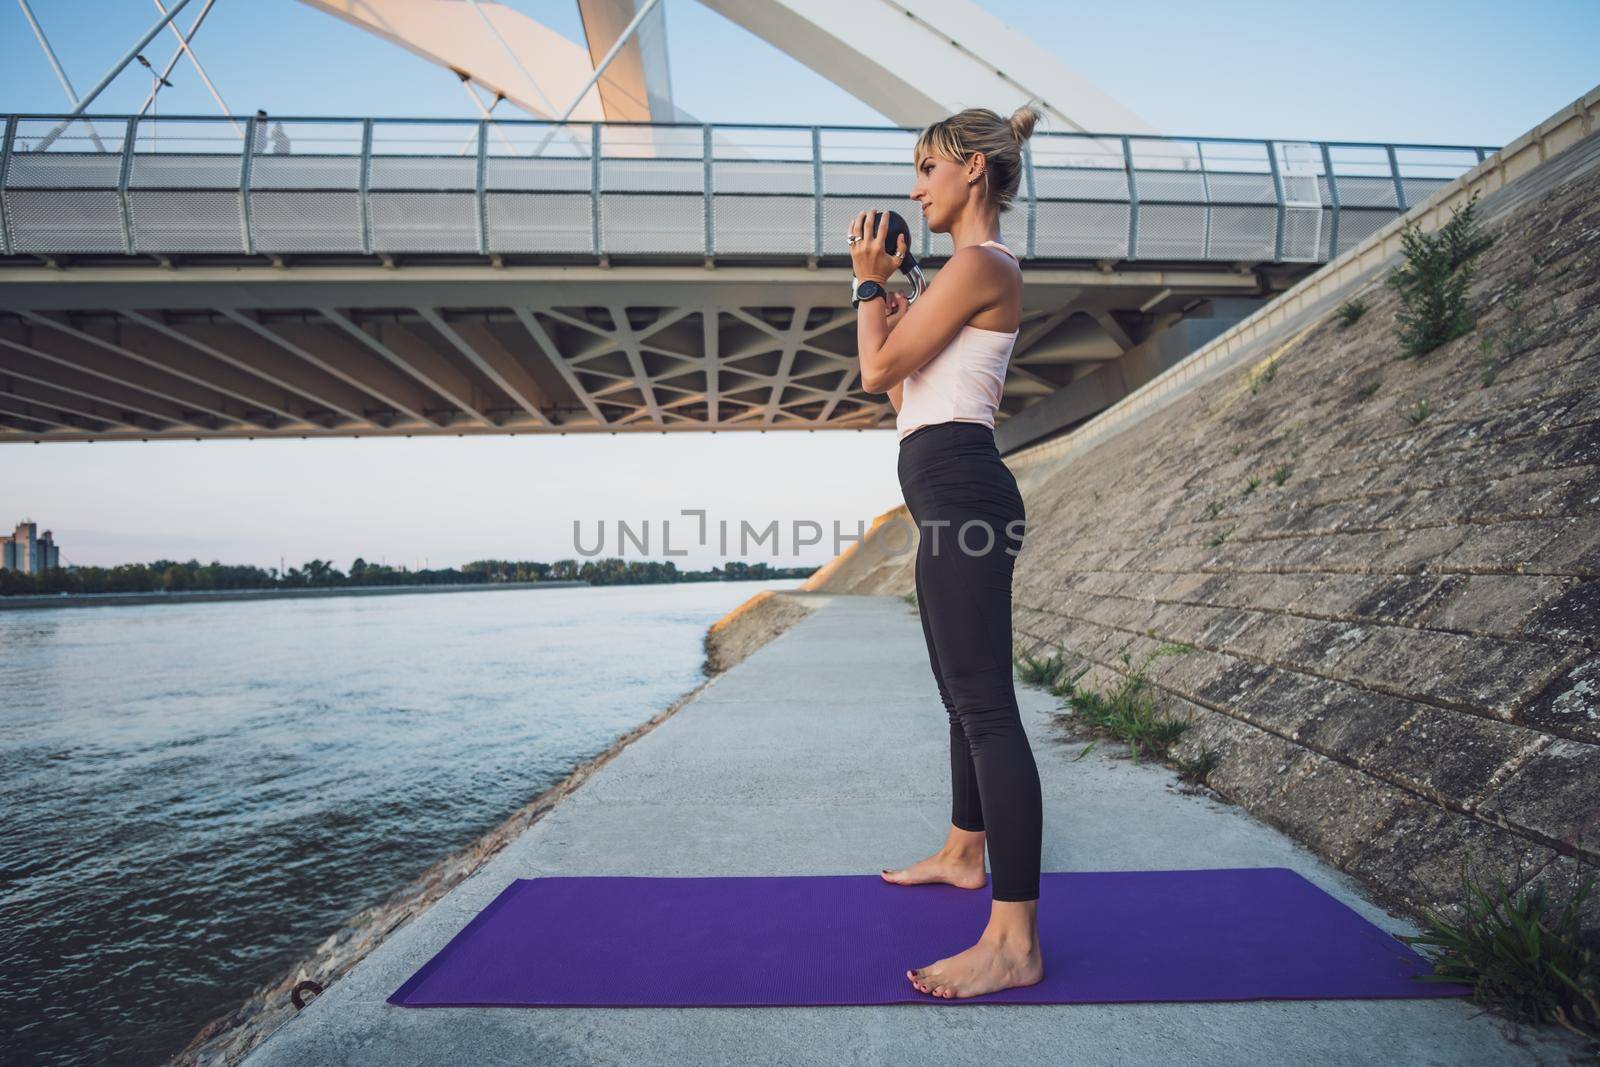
1009, 104, 1041, 143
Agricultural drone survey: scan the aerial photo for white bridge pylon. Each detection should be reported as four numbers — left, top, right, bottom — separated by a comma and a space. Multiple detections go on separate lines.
296, 0, 1159, 136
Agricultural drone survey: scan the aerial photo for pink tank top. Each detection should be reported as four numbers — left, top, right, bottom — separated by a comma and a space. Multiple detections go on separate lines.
895, 240, 1020, 442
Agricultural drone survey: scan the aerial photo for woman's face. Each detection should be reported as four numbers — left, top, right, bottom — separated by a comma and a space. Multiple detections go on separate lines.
909, 149, 977, 234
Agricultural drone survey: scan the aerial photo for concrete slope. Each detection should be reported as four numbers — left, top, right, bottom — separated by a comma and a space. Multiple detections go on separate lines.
242, 595, 1577, 1065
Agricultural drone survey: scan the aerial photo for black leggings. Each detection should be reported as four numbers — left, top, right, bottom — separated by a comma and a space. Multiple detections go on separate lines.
896, 419, 1043, 902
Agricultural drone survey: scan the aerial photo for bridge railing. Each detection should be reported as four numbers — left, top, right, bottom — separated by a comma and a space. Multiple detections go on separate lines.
0, 114, 1497, 263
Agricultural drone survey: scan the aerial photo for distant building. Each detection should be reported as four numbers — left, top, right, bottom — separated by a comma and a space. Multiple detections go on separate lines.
2, 520, 61, 574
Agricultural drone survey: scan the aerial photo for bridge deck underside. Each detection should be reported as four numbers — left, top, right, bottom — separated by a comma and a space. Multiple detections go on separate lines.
0, 269, 1285, 443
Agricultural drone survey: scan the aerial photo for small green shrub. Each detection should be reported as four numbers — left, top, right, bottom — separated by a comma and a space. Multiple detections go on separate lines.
1336, 297, 1368, 328
1386, 189, 1495, 359
1241, 474, 1261, 497
1437, 188, 1498, 269
1406, 399, 1432, 426
1270, 464, 1292, 486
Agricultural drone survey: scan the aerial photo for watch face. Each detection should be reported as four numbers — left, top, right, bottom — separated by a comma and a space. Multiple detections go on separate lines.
855, 280, 884, 300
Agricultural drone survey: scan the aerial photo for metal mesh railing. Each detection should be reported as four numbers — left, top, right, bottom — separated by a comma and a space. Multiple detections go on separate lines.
0, 114, 1498, 261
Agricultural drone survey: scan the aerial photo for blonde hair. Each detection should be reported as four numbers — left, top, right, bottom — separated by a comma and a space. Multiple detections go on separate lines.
913, 103, 1042, 213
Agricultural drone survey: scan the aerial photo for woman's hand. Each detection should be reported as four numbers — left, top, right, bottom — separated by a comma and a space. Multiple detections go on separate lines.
883, 290, 907, 332
849, 208, 908, 283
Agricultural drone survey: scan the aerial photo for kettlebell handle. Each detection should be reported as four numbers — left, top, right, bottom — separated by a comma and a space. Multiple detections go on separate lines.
878, 210, 928, 304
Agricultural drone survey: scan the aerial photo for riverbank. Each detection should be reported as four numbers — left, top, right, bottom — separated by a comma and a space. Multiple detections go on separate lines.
233, 592, 1582, 1065
0, 581, 590, 611
168, 587, 827, 1067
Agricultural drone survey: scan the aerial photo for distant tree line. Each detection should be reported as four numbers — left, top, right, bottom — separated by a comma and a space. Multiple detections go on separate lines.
0, 556, 816, 596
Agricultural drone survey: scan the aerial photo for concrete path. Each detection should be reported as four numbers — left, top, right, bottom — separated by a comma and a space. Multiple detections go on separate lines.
244, 594, 1563, 1066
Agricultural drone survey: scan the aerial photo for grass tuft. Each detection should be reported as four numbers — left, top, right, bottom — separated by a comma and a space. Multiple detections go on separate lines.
1246, 360, 1279, 395
1474, 294, 1534, 389
1174, 745, 1220, 784
1335, 297, 1368, 328
1044, 643, 1201, 765
1014, 646, 1066, 687
1398, 856, 1599, 1041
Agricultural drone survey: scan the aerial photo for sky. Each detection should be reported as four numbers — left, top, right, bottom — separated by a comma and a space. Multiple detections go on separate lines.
2, 0, 1597, 572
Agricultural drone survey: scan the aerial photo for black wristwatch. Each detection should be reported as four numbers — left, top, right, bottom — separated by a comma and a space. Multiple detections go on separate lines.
852, 278, 886, 310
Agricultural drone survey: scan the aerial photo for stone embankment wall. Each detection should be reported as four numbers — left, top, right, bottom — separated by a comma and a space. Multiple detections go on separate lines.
808, 101, 1600, 931
702, 588, 824, 673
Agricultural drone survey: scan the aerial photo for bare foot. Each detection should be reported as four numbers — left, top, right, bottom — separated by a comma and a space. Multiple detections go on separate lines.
880, 849, 987, 890
906, 934, 1044, 999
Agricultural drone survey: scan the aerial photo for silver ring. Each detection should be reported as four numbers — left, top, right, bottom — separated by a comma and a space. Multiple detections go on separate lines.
846, 234, 862, 244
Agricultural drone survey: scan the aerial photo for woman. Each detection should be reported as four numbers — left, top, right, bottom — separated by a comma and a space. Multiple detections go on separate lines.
849, 104, 1045, 1000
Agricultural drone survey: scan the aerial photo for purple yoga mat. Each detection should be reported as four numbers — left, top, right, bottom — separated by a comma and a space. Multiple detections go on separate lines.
388, 867, 1472, 1007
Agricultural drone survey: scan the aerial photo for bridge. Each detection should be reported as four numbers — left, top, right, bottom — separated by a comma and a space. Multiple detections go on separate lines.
0, 114, 1495, 447
0, 0, 1497, 449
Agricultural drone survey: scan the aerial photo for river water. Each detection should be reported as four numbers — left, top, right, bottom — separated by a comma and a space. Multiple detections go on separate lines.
0, 579, 804, 1065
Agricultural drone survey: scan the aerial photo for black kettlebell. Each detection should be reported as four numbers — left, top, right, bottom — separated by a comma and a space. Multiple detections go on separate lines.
877, 209, 928, 304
